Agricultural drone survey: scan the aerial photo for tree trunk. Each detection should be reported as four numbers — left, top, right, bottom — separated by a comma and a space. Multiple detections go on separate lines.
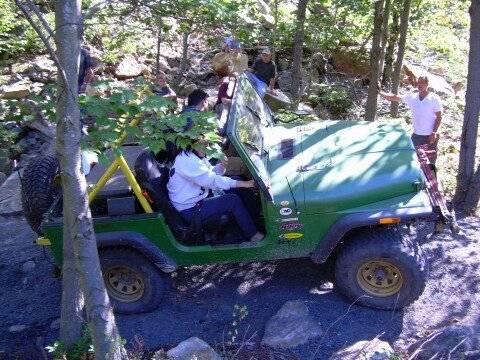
383, 5, 400, 86
365, 0, 386, 121
390, 0, 411, 116
272, 0, 279, 62
454, 0, 480, 211
54, 1, 126, 358
378, 0, 391, 81
60, 222, 84, 346
155, 24, 162, 75
179, 31, 190, 75
290, 0, 309, 109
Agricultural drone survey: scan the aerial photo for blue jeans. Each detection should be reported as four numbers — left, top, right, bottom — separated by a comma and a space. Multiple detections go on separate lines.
245, 72, 268, 98
180, 193, 257, 239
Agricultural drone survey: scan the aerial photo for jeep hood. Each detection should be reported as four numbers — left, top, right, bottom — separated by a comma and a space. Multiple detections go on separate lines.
268, 120, 426, 214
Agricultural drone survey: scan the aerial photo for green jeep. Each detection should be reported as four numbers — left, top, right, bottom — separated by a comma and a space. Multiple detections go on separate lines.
24, 74, 455, 314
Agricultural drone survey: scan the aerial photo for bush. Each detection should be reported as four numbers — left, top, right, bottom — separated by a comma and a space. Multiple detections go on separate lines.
311, 83, 353, 117
0, 0, 52, 59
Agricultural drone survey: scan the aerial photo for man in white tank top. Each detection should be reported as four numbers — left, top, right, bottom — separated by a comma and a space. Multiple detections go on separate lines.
379, 76, 443, 163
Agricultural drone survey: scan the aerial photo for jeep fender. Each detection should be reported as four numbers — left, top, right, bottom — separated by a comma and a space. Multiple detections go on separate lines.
310, 207, 433, 264
96, 231, 177, 273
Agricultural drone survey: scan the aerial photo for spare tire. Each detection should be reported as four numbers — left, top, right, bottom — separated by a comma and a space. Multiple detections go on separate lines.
21, 154, 60, 234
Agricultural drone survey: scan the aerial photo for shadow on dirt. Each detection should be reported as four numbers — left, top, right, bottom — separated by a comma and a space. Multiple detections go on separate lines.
118, 258, 404, 359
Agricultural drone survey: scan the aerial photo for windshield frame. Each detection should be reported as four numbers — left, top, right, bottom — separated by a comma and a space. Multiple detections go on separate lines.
226, 74, 273, 200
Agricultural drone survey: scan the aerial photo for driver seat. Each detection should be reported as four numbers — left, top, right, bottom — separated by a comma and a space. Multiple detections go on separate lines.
134, 151, 234, 244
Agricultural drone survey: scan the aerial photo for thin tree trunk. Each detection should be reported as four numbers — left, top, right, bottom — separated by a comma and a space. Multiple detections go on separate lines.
454, 0, 480, 211
180, 31, 190, 75
390, 0, 411, 116
365, 0, 386, 121
155, 23, 162, 75
378, 0, 391, 80
60, 223, 85, 346
290, 0, 309, 109
272, 0, 279, 63
383, 5, 400, 86
54, 1, 126, 358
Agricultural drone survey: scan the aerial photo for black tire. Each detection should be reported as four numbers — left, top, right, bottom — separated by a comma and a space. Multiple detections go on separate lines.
99, 248, 169, 314
334, 228, 427, 310
21, 154, 60, 234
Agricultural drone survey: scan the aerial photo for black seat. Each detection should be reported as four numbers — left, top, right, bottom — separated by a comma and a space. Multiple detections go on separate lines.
134, 151, 236, 244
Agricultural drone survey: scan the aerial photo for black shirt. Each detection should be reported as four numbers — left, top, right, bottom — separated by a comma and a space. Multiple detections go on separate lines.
252, 57, 276, 84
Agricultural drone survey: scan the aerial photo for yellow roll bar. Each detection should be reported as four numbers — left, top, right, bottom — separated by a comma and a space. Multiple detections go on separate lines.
87, 117, 153, 214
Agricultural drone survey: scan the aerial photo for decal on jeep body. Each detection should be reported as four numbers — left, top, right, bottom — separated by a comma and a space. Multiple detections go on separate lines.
279, 207, 293, 216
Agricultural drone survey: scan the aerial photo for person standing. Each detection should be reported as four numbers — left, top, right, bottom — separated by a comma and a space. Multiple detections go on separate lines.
152, 70, 177, 102
246, 48, 277, 97
78, 47, 95, 93
378, 75, 443, 163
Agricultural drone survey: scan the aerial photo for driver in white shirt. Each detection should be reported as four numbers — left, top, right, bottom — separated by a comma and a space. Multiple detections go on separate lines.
167, 139, 265, 243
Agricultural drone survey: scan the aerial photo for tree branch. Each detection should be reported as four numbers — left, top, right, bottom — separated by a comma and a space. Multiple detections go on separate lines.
82, 0, 116, 20
15, 0, 74, 99
24, 0, 55, 40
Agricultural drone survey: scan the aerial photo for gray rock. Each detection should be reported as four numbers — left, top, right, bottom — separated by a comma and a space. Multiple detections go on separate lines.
0, 172, 22, 215
115, 55, 145, 79
330, 338, 394, 360
167, 337, 221, 360
403, 62, 454, 96
176, 83, 197, 97
22, 260, 35, 273
262, 300, 321, 349
0, 82, 30, 99
0, 172, 6, 185
50, 318, 61, 330
8, 325, 28, 333
408, 324, 480, 360
314, 103, 332, 120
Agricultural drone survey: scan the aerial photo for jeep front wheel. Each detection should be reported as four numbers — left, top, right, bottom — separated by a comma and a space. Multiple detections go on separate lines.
334, 228, 426, 310
100, 248, 169, 314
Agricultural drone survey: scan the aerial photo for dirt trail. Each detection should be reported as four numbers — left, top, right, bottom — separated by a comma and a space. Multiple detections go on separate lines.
0, 212, 478, 359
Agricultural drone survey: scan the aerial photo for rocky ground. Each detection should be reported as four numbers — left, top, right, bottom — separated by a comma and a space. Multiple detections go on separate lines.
0, 169, 478, 359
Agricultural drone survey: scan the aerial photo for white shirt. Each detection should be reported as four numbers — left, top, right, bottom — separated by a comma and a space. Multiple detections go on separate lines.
167, 151, 237, 211
401, 92, 442, 136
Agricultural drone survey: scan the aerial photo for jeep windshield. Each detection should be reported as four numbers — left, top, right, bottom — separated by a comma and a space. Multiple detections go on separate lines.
226, 74, 273, 197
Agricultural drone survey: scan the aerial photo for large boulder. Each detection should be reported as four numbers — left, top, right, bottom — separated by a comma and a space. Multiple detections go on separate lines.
402, 62, 454, 96
408, 324, 480, 360
27, 55, 56, 83
0, 172, 22, 215
212, 52, 248, 76
262, 300, 322, 349
166, 337, 221, 360
330, 339, 394, 360
331, 48, 369, 78
115, 55, 146, 79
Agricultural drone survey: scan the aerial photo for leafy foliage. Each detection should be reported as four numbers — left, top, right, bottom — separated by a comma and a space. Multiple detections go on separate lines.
0, 0, 53, 59
45, 327, 94, 360
310, 83, 353, 117
79, 80, 223, 162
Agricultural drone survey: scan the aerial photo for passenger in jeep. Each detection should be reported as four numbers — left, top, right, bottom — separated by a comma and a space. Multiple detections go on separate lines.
167, 142, 265, 243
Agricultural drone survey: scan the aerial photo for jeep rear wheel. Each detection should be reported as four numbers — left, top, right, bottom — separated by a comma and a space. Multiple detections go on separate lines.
334, 228, 426, 309
21, 154, 60, 234
100, 248, 169, 314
